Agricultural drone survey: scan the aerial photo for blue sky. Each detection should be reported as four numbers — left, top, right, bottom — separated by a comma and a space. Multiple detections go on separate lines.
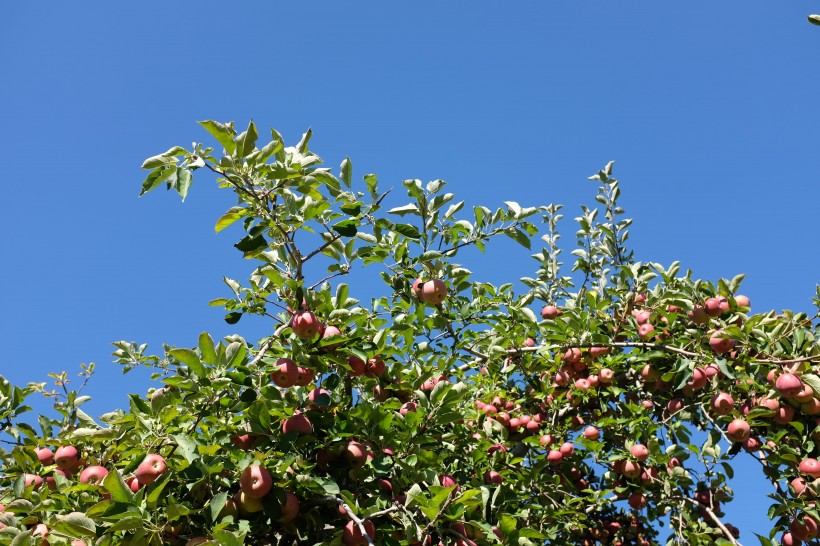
1, 2, 818, 541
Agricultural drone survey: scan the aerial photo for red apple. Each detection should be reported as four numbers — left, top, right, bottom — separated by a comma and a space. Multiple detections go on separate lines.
365, 356, 386, 377
541, 305, 562, 319
291, 311, 320, 339
688, 305, 709, 325
282, 414, 313, 435
583, 426, 600, 441
270, 358, 299, 388
54, 445, 81, 472
279, 491, 300, 522
630, 444, 649, 462
135, 454, 167, 485
343, 519, 376, 546
704, 297, 724, 317
35, 447, 54, 466
734, 295, 750, 308
710, 392, 734, 415
421, 279, 448, 305
798, 458, 820, 479
412, 278, 425, 300
709, 330, 735, 353
628, 492, 647, 510
240, 464, 272, 498
321, 325, 343, 350
294, 366, 314, 387
79, 465, 109, 485
726, 419, 751, 442
346, 355, 366, 376
400, 402, 418, 416
777, 373, 804, 397
345, 441, 369, 468
231, 433, 257, 451
484, 470, 503, 484
547, 450, 563, 465
23, 473, 43, 489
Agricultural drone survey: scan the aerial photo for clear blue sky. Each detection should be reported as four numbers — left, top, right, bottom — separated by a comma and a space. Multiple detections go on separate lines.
2, 2, 818, 541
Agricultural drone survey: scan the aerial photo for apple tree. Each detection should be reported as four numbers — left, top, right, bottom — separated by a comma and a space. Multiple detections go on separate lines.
0, 120, 819, 546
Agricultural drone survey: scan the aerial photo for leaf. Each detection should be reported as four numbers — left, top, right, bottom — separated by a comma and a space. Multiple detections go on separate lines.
53, 512, 96, 537
333, 220, 358, 237
504, 228, 531, 249
234, 234, 268, 255
225, 312, 242, 324
139, 167, 177, 196
235, 120, 258, 158
504, 201, 522, 218
801, 373, 820, 396
215, 207, 247, 233
198, 120, 236, 154
103, 470, 134, 504
174, 167, 193, 201
340, 157, 352, 187
145, 471, 171, 507
169, 348, 206, 378
498, 513, 517, 537
198, 332, 217, 364
809, 14, 820, 25
393, 223, 421, 240
388, 204, 420, 216
225, 342, 247, 368
209, 491, 229, 523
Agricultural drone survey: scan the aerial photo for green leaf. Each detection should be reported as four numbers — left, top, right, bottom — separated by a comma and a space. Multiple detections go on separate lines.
198, 120, 236, 154
340, 157, 352, 187
215, 207, 248, 233
388, 204, 420, 216
498, 513, 517, 537
801, 373, 820, 396
505, 227, 531, 249
333, 220, 358, 237
809, 14, 820, 25
103, 470, 134, 504
235, 120, 258, 158
52, 512, 96, 537
175, 167, 193, 201
140, 167, 177, 196
225, 342, 247, 368
393, 223, 421, 239
234, 234, 268, 255
340, 202, 363, 216
145, 471, 171, 508
209, 491, 229, 523
199, 332, 217, 364
225, 312, 242, 324
169, 348, 206, 378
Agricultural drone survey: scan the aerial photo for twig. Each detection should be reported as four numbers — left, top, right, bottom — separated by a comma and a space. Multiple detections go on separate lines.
683, 497, 741, 545
247, 339, 274, 367
328, 497, 375, 546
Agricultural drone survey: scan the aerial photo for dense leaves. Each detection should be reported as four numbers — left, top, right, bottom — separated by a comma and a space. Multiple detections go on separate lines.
0, 122, 819, 546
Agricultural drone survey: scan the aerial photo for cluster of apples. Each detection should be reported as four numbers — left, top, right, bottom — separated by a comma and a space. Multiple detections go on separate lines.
578, 514, 654, 546
234, 464, 300, 521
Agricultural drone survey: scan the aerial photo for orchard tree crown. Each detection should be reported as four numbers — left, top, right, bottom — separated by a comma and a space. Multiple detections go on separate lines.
0, 120, 819, 546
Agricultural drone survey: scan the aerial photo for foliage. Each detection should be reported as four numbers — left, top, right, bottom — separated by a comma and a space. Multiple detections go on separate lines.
1, 121, 819, 546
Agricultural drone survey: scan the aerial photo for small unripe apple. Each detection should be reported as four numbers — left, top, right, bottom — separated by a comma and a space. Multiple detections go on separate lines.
421, 279, 448, 305
726, 419, 751, 442
291, 311, 320, 339
270, 358, 299, 388
282, 414, 313, 435
79, 465, 109, 485
55, 445, 81, 471
541, 305, 562, 319
135, 454, 167, 485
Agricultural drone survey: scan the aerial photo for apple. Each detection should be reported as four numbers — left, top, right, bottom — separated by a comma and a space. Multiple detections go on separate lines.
378, 479, 393, 495
583, 426, 600, 441
421, 279, 448, 305
35, 447, 54, 466
365, 356, 386, 377
279, 491, 300, 522
45, 468, 72, 490
640, 365, 659, 382
632, 310, 651, 325
439, 474, 459, 491
79, 465, 109, 485
709, 330, 735, 353
559, 442, 575, 457
294, 366, 315, 387
630, 444, 649, 462
726, 419, 751, 442
775, 405, 796, 425
291, 311, 320, 339
791, 477, 808, 496
628, 492, 647, 510
622, 461, 641, 479
400, 402, 418, 416
321, 325, 343, 350
270, 358, 299, 388
343, 519, 376, 546
125, 476, 142, 492
54, 445, 81, 471
688, 305, 709, 325
798, 458, 820, 479
346, 355, 366, 376
345, 441, 369, 468
704, 297, 724, 317
790, 514, 819, 541
282, 414, 313, 435
599, 368, 614, 384
777, 373, 804, 397
307, 388, 331, 409
541, 305, 562, 319
218, 497, 239, 520
484, 470, 503, 484
135, 454, 167, 485
230, 433, 257, 451
734, 294, 750, 308
710, 392, 734, 415
563, 348, 582, 364
32, 524, 48, 544
236, 491, 263, 514
781, 532, 798, 546
547, 450, 563, 466
240, 464, 272, 498
686, 368, 708, 391
742, 436, 762, 452
23, 473, 43, 489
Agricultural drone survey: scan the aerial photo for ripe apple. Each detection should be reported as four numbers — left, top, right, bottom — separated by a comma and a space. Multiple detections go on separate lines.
439, 474, 459, 491
236, 491, 264, 514
781, 532, 798, 546
282, 414, 313, 435
344, 441, 369, 468
798, 458, 820, 479
708, 330, 735, 353
307, 388, 331, 409
583, 426, 600, 441
541, 305, 562, 319
622, 461, 641, 479
32, 524, 48, 544
399, 402, 418, 416
632, 310, 651, 325
559, 442, 575, 457
484, 470, 503, 484
294, 366, 314, 387
628, 492, 647, 510
726, 419, 751, 442
790, 514, 819, 541
291, 311, 320, 339
135, 454, 167, 485
421, 279, 448, 305
547, 450, 563, 466
688, 305, 709, 325
23, 473, 43, 489
347, 355, 366, 376
55, 445, 81, 471
321, 325, 343, 350
704, 297, 724, 317
79, 465, 109, 485
35, 447, 54, 466
125, 476, 142, 492
230, 433, 257, 451
563, 348, 582, 364
218, 497, 239, 520
742, 436, 762, 452
686, 368, 708, 391
630, 444, 649, 462
240, 464, 272, 498
777, 373, 804, 397
365, 356, 386, 377
710, 392, 734, 415
599, 368, 614, 384
734, 294, 750, 308
270, 358, 299, 388
412, 278, 425, 300
343, 519, 376, 546
279, 491, 300, 522
45, 468, 72, 491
